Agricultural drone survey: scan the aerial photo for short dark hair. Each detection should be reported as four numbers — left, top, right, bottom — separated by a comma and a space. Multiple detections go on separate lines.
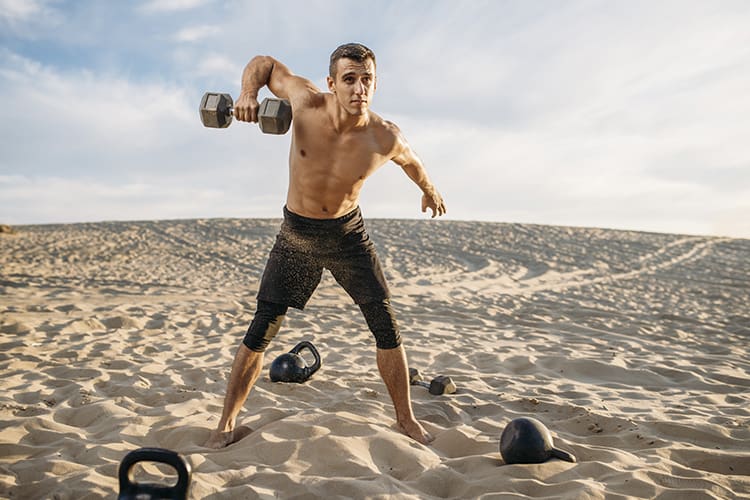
329, 43, 376, 77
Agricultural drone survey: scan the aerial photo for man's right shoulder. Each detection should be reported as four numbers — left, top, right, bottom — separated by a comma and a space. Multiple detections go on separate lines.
290, 86, 327, 111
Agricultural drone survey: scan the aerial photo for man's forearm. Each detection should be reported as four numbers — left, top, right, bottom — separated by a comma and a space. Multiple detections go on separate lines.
402, 163, 436, 195
240, 55, 275, 98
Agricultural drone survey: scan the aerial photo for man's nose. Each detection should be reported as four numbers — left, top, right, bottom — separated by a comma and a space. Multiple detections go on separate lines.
354, 80, 365, 94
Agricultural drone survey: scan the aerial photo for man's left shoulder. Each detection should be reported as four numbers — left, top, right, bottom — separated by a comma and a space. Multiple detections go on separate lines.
369, 114, 402, 140
368, 119, 406, 160
379, 116, 401, 133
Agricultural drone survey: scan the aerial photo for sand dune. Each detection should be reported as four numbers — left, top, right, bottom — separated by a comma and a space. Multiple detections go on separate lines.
1, 218, 748, 499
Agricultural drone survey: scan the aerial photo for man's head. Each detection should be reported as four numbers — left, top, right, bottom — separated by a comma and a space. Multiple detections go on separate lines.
329, 43, 376, 78
327, 43, 377, 116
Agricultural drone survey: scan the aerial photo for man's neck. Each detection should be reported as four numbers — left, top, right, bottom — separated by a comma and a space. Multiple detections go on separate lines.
328, 95, 370, 132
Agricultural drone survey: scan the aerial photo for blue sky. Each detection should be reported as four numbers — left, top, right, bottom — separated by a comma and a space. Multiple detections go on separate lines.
1, 0, 748, 238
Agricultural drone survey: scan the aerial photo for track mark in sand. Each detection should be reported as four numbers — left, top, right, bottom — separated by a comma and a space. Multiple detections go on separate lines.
146, 222, 261, 273
441, 236, 732, 297
519, 237, 731, 294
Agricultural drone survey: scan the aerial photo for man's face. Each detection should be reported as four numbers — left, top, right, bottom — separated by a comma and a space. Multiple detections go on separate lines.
327, 57, 376, 115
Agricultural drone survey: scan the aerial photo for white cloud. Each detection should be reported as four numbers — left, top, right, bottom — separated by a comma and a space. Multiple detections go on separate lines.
382, 102, 750, 237
0, 50, 191, 157
0, 0, 45, 21
173, 24, 220, 42
139, 0, 212, 14
0, 48, 289, 224
192, 52, 238, 78
0, 0, 61, 35
0, 175, 272, 224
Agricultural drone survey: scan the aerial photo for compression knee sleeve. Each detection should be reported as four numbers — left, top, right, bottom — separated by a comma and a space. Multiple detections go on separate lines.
243, 300, 288, 352
359, 299, 402, 350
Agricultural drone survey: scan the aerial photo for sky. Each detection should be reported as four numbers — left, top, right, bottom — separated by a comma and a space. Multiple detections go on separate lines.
1, 0, 749, 238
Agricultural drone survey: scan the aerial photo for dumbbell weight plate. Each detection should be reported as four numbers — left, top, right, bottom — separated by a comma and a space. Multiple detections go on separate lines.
428, 375, 457, 395
199, 92, 233, 128
258, 98, 292, 135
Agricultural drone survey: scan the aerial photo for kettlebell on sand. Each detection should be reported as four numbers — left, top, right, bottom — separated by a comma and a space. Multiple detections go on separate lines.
269, 341, 322, 383
500, 417, 577, 464
118, 447, 191, 500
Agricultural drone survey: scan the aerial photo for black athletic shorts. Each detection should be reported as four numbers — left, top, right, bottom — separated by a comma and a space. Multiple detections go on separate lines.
257, 206, 390, 309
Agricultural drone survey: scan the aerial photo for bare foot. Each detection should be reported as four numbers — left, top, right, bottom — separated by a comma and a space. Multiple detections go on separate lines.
204, 425, 253, 449
396, 419, 434, 445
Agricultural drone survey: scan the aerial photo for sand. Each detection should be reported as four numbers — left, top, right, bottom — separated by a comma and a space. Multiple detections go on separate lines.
1, 218, 748, 499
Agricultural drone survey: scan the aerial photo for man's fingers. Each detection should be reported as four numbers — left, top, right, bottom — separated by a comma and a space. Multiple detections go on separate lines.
432, 200, 446, 218
237, 107, 258, 122
234, 96, 260, 123
422, 193, 446, 218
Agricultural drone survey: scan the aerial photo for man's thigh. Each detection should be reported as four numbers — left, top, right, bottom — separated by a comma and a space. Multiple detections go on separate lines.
257, 248, 323, 310
326, 246, 390, 305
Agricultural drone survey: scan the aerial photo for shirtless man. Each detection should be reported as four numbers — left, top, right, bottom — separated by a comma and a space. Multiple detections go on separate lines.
205, 43, 446, 448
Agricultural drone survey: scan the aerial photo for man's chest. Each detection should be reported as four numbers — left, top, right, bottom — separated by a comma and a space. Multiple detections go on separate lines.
294, 123, 391, 171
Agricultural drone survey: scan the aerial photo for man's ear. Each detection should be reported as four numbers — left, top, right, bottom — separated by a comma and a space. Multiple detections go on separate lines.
326, 76, 335, 93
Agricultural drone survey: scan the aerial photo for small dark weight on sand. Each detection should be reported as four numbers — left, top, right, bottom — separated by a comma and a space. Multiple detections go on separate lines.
500, 417, 576, 464
269, 341, 321, 383
408, 368, 457, 395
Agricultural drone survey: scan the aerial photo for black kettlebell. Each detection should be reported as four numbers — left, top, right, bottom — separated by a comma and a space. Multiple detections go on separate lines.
500, 417, 576, 464
118, 447, 191, 500
269, 340, 321, 383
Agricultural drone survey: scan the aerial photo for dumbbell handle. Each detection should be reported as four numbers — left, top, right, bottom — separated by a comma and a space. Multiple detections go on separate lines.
409, 371, 457, 395
209, 97, 289, 120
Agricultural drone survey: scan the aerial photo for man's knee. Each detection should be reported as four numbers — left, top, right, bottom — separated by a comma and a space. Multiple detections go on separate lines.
359, 299, 402, 350
243, 300, 289, 352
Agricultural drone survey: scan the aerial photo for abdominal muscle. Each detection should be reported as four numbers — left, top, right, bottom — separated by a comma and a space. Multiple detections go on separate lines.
286, 162, 368, 219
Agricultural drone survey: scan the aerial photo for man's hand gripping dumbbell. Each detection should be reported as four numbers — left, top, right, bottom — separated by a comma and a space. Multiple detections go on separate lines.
199, 92, 292, 135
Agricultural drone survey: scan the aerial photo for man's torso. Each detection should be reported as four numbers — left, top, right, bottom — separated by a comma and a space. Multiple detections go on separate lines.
285, 93, 399, 219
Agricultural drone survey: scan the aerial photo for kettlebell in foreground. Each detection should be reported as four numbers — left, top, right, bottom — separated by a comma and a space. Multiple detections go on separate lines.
118, 447, 191, 500
269, 341, 322, 383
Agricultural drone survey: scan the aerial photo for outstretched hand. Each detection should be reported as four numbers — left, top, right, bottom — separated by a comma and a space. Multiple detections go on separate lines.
421, 190, 446, 218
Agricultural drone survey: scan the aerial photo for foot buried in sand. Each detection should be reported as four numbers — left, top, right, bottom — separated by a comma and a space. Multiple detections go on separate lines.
204, 425, 253, 449
397, 419, 434, 445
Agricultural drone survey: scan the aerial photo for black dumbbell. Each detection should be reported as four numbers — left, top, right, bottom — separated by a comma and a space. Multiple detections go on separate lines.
199, 92, 292, 135
409, 368, 457, 395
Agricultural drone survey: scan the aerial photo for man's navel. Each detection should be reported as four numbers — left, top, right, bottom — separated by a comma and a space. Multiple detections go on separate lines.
300, 149, 307, 157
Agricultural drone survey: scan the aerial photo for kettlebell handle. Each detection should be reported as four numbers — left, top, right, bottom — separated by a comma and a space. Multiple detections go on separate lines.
118, 447, 191, 500
290, 341, 321, 376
